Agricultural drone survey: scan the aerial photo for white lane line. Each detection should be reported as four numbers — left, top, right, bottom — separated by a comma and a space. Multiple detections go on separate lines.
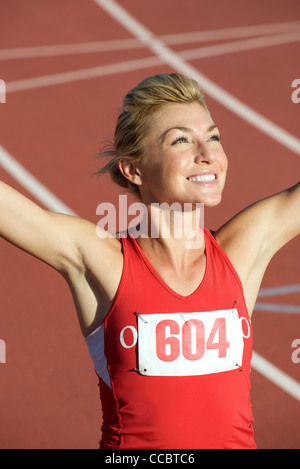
256, 284, 300, 313
181, 31, 300, 61
258, 284, 300, 297
0, 144, 76, 215
93, 0, 300, 402
93, 0, 300, 156
6, 56, 161, 93
160, 20, 300, 45
7, 31, 300, 93
1, 20, 299, 59
252, 351, 300, 402
254, 302, 300, 313
0, 38, 143, 60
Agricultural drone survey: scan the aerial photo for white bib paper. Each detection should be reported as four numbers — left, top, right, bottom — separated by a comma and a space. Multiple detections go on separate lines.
137, 309, 246, 376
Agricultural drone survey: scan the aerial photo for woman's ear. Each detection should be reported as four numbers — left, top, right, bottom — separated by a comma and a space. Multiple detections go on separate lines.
118, 158, 143, 186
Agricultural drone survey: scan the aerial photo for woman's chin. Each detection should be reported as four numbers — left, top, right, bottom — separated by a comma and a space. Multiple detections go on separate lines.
202, 194, 223, 208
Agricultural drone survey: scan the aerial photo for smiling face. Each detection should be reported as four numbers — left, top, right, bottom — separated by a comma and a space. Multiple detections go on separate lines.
134, 102, 228, 207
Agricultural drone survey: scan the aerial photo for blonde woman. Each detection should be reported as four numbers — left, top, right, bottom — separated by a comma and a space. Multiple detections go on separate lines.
0, 74, 299, 449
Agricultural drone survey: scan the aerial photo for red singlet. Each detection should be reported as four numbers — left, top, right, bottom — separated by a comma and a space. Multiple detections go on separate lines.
85, 228, 256, 449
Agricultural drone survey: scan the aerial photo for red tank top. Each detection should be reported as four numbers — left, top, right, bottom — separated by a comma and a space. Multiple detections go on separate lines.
85, 228, 256, 449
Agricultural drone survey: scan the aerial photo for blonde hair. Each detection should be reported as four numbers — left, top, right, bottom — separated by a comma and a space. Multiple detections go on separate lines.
98, 73, 208, 198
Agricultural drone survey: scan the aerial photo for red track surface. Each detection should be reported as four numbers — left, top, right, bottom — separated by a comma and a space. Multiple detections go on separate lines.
0, 0, 299, 449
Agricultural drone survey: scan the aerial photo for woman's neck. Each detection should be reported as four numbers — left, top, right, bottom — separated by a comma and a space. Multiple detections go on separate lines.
129, 202, 205, 268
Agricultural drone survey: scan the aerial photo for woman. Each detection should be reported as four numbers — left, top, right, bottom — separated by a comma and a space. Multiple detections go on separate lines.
0, 73, 299, 449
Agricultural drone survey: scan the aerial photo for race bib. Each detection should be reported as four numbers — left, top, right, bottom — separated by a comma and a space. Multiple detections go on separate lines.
137, 309, 247, 376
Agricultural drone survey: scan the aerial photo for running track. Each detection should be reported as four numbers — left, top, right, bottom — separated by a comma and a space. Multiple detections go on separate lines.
0, 0, 299, 449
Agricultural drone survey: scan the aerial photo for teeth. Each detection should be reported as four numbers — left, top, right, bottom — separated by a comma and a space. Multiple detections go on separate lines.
188, 174, 216, 182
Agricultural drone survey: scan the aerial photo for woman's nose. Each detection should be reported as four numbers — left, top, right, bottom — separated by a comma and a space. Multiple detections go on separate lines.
194, 142, 215, 164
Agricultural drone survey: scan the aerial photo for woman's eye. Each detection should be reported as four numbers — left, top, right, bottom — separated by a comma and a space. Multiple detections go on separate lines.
209, 134, 221, 142
171, 136, 189, 145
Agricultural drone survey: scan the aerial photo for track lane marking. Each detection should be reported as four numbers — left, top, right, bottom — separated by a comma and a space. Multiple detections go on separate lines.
6, 56, 162, 92
160, 20, 300, 45
254, 303, 300, 313
1, 20, 300, 59
181, 31, 300, 61
0, 144, 75, 215
252, 351, 300, 402
258, 284, 300, 297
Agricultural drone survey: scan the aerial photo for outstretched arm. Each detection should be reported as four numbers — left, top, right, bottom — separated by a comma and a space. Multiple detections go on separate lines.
215, 182, 300, 315
254, 181, 300, 258
0, 180, 123, 335
0, 180, 83, 273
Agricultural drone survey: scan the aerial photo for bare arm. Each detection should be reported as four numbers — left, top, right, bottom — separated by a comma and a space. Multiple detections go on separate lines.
0, 181, 123, 335
215, 182, 300, 315
261, 182, 300, 256
0, 180, 83, 272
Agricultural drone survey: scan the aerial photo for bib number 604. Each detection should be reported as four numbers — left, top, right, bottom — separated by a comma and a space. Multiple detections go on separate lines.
156, 318, 230, 362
